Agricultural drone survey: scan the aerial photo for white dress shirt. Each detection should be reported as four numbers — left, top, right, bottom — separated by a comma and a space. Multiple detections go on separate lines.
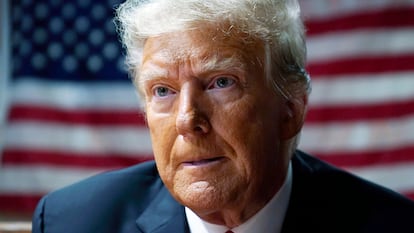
185, 162, 293, 233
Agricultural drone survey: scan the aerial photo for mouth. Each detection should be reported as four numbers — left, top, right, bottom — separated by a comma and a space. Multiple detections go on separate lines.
182, 156, 225, 166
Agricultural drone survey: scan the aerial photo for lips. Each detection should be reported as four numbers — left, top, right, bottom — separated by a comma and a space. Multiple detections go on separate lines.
182, 156, 225, 166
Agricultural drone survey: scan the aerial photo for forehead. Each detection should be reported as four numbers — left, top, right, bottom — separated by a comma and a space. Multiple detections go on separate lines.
140, 27, 264, 76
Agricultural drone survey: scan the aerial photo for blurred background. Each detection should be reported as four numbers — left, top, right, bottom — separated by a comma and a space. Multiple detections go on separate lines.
1, 0, 414, 224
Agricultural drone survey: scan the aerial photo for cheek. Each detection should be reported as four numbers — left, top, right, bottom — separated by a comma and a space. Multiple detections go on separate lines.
217, 95, 282, 161
147, 111, 177, 163
221, 95, 280, 137
147, 112, 180, 189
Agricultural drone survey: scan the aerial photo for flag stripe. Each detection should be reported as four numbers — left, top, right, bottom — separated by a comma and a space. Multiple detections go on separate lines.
307, 28, 414, 63
5, 121, 152, 154
309, 72, 414, 106
407, 192, 414, 200
347, 161, 414, 192
301, 115, 414, 152
308, 54, 414, 76
312, 145, 414, 168
9, 145, 414, 170
10, 77, 140, 110
306, 99, 414, 123
8, 104, 146, 126
9, 99, 414, 125
0, 194, 42, 213
305, 7, 414, 36
300, 0, 414, 20
2, 149, 153, 169
0, 165, 102, 194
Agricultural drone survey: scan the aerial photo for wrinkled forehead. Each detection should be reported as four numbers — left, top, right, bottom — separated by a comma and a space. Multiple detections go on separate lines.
140, 26, 265, 68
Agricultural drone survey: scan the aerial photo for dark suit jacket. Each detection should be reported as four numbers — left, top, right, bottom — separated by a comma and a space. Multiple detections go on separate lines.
32, 150, 414, 233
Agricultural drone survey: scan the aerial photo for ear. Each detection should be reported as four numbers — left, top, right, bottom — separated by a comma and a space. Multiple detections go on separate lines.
280, 94, 308, 140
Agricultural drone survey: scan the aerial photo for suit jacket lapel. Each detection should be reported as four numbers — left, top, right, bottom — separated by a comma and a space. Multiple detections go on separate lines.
281, 151, 317, 233
281, 151, 346, 233
135, 152, 316, 233
136, 186, 189, 233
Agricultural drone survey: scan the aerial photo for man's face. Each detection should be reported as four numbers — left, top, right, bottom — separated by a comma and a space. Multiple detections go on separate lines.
139, 27, 296, 218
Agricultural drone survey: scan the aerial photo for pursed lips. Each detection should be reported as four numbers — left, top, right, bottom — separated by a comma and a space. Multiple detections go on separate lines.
182, 156, 226, 166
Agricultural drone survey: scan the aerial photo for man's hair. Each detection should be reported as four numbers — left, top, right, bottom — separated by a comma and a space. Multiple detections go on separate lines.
115, 0, 311, 100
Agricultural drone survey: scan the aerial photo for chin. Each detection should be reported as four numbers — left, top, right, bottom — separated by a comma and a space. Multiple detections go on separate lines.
174, 181, 231, 213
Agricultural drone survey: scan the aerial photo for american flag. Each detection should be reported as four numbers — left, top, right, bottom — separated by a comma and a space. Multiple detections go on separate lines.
1, 0, 413, 215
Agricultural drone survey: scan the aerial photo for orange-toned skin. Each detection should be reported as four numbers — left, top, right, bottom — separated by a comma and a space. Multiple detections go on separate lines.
138, 27, 304, 228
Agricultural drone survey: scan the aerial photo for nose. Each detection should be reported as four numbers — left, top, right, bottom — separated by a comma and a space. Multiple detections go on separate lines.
176, 83, 211, 139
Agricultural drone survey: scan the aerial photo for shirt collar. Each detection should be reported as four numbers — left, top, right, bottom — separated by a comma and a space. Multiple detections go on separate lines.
185, 161, 293, 233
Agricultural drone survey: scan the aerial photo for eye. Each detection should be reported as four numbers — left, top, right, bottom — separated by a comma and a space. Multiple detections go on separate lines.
153, 86, 175, 97
210, 76, 235, 89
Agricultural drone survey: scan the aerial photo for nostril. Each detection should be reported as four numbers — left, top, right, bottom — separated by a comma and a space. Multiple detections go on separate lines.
194, 117, 211, 134
194, 126, 203, 132
176, 110, 211, 136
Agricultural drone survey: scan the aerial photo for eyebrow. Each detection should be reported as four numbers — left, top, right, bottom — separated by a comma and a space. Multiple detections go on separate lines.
198, 54, 247, 74
139, 68, 168, 82
138, 62, 169, 87
138, 53, 247, 85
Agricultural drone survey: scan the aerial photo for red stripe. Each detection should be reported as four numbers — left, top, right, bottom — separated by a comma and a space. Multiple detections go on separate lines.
4, 147, 413, 172
313, 146, 414, 168
306, 7, 414, 36
0, 194, 42, 213
2, 149, 153, 169
11, 97, 414, 125
8, 104, 147, 126
307, 54, 414, 77
306, 99, 414, 123
405, 191, 414, 201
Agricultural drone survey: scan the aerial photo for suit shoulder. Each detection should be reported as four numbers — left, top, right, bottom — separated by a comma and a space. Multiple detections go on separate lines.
289, 150, 414, 232
52, 160, 158, 193
40, 160, 162, 215
33, 160, 165, 232
294, 150, 413, 204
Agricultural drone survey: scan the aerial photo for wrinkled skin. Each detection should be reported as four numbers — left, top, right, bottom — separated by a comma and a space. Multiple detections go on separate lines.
138, 26, 304, 227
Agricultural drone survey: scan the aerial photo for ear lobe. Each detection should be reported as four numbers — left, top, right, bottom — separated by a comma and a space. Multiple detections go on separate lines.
280, 95, 308, 140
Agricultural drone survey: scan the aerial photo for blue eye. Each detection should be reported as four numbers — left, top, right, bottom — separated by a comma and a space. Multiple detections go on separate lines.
212, 77, 235, 89
154, 86, 174, 97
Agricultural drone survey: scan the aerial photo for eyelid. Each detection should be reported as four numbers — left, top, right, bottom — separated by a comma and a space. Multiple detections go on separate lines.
143, 76, 176, 98
152, 84, 177, 97
207, 75, 237, 89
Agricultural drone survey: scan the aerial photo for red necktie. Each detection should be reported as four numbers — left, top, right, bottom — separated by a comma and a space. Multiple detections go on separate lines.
225, 231, 234, 233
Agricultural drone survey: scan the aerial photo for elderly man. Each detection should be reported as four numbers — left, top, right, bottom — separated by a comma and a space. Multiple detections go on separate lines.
33, 0, 414, 232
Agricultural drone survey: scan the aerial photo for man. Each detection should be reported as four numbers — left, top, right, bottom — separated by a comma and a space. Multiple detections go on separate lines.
32, 0, 414, 232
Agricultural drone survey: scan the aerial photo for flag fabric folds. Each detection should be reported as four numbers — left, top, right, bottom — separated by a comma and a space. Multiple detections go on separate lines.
1, 0, 414, 215
1, 0, 153, 213
300, 0, 414, 200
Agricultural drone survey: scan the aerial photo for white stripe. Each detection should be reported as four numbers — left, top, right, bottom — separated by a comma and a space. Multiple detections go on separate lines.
300, 115, 414, 153
0, 165, 103, 194
309, 72, 414, 106
299, 0, 414, 20
307, 28, 414, 62
10, 77, 141, 110
347, 162, 414, 193
5, 121, 153, 156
